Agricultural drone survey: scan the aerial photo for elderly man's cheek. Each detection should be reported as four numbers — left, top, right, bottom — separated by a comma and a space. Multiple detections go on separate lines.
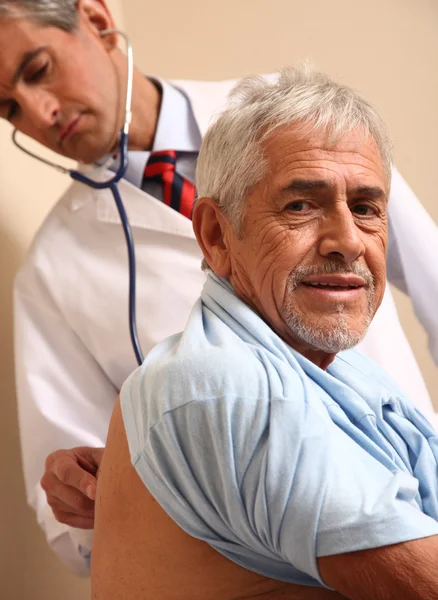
365, 238, 387, 288
370, 265, 387, 311
263, 229, 308, 264
253, 255, 295, 299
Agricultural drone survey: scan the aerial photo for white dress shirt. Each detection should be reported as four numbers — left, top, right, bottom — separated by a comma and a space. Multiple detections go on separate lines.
108, 77, 201, 192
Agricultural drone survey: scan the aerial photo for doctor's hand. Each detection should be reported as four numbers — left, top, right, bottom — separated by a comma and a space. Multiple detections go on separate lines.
41, 446, 104, 529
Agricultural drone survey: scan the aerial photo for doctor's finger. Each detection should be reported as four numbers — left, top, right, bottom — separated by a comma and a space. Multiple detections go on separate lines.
48, 454, 98, 498
51, 508, 95, 530
75, 446, 105, 475
42, 470, 96, 511
47, 488, 95, 519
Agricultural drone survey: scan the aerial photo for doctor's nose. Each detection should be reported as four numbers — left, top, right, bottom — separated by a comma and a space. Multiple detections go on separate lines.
17, 88, 60, 129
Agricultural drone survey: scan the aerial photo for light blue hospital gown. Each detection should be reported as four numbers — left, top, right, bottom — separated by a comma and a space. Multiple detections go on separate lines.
121, 273, 438, 588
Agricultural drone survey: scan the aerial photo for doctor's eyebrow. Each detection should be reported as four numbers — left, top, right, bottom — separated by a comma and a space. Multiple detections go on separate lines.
0, 48, 47, 104
12, 47, 47, 86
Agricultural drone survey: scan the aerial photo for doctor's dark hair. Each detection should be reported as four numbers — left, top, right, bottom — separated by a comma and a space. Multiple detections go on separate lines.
196, 64, 393, 235
0, 0, 78, 31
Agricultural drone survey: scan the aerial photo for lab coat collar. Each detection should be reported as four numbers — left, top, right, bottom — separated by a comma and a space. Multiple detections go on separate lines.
65, 168, 195, 237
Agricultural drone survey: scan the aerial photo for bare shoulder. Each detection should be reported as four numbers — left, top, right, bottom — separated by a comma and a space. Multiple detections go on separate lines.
91, 398, 345, 600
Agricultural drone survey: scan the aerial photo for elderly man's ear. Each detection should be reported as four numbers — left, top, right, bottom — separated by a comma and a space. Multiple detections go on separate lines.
192, 198, 232, 277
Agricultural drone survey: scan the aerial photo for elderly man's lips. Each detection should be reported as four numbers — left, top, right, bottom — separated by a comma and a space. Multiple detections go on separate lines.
301, 283, 364, 291
299, 283, 365, 300
302, 274, 366, 287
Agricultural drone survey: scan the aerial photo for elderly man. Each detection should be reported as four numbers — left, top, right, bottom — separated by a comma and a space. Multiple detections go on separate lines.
2, 0, 437, 575
92, 68, 438, 599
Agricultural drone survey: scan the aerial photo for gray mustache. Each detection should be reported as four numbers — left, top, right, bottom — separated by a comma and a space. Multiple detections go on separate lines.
288, 261, 374, 288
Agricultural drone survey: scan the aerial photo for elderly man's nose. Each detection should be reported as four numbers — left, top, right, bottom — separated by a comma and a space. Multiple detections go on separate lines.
319, 209, 366, 264
19, 89, 60, 128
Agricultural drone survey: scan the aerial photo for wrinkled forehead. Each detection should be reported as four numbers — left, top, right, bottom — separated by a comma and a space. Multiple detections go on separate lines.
261, 123, 388, 191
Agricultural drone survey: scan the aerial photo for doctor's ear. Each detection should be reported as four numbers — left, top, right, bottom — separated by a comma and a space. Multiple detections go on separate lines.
77, 0, 118, 50
192, 198, 231, 277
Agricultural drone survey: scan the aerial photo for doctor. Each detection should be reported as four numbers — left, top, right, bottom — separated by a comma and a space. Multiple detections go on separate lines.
1, 0, 437, 577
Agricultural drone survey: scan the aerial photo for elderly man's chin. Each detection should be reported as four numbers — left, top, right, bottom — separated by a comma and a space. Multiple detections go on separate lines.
283, 306, 373, 354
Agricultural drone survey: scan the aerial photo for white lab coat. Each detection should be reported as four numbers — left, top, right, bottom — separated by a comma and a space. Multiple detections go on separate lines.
14, 77, 438, 576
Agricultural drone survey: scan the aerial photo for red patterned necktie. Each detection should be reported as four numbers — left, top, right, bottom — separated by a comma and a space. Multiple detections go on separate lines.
143, 150, 196, 220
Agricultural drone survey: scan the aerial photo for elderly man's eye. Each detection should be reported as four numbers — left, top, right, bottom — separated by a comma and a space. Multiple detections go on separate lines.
286, 201, 310, 212
352, 204, 376, 217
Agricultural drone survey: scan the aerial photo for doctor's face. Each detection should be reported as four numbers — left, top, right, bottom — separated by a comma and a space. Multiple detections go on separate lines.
223, 126, 389, 366
0, 5, 123, 164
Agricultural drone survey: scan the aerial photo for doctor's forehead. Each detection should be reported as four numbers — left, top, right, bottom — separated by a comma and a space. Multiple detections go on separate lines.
0, 19, 37, 85
0, 17, 64, 85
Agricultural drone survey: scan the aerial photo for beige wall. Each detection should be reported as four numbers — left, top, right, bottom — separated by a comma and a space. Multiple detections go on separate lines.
1, 0, 437, 598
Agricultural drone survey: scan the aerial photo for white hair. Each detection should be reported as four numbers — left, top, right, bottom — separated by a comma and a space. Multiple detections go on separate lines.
196, 64, 393, 234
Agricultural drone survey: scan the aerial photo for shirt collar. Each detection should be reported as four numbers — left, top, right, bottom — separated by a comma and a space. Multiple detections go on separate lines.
102, 78, 201, 189
151, 77, 202, 152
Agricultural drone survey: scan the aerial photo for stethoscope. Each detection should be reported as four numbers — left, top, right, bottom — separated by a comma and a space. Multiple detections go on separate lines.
12, 30, 145, 366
